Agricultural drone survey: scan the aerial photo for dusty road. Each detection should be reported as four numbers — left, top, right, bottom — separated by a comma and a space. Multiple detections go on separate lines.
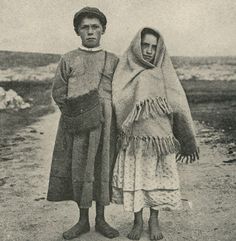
1, 111, 235, 241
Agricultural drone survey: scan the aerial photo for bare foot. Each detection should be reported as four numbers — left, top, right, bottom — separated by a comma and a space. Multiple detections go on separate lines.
148, 218, 163, 240
62, 220, 90, 240
127, 221, 143, 240
95, 218, 119, 239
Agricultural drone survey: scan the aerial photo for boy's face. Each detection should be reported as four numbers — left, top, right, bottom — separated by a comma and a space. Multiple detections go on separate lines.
141, 33, 157, 63
77, 17, 104, 48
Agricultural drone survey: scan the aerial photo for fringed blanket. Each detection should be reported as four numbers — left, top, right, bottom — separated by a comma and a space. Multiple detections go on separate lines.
112, 27, 199, 163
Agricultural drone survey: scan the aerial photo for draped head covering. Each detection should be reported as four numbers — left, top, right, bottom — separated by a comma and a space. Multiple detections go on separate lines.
112, 27, 199, 162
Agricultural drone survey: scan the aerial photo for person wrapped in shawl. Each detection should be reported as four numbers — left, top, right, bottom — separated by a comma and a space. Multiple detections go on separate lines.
112, 27, 199, 240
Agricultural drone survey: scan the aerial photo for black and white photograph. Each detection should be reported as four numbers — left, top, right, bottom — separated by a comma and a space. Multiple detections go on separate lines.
0, 0, 236, 240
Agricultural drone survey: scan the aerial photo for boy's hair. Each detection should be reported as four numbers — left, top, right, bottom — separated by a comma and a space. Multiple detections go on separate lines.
73, 7, 107, 34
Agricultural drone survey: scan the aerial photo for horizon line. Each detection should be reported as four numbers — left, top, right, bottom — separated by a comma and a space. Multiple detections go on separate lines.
0, 49, 236, 58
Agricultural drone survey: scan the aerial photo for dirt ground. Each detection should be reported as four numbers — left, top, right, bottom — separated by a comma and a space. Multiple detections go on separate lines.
0, 111, 235, 241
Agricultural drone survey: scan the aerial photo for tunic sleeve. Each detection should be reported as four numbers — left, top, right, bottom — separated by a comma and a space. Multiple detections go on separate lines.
111, 55, 119, 79
52, 56, 70, 109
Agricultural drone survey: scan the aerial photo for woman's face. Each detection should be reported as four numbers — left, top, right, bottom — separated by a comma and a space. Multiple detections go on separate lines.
141, 33, 157, 63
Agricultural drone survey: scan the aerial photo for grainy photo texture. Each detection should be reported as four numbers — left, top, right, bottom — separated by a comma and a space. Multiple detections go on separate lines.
0, 1, 236, 241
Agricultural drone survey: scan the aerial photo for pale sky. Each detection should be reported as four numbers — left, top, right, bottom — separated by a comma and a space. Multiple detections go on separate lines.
1, 0, 236, 56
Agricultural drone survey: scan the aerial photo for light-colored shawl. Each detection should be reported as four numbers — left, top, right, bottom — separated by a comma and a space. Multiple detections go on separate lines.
112, 27, 199, 162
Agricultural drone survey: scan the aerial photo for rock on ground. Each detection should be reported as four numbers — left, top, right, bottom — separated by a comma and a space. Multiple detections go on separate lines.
0, 87, 30, 110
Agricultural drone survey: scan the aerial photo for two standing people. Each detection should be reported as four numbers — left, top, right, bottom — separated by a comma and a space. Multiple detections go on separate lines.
47, 6, 199, 241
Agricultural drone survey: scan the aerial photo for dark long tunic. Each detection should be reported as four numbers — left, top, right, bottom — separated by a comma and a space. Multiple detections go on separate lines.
47, 49, 119, 208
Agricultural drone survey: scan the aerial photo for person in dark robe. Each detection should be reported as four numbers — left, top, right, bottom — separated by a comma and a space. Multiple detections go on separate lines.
47, 7, 119, 240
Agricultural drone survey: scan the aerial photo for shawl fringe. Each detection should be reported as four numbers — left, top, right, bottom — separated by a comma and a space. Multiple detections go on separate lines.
122, 97, 172, 130
176, 148, 200, 164
118, 133, 180, 158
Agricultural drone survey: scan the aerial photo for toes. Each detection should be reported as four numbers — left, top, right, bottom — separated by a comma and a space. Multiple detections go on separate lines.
151, 233, 163, 241
127, 232, 136, 240
105, 233, 113, 238
135, 234, 140, 240
62, 231, 76, 240
150, 235, 155, 241
127, 233, 134, 240
109, 231, 119, 238
127, 232, 140, 240
112, 229, 119, 237
108, 229, 119, 238
127, 233, 132, 240
127, 225, 143, 240
104, 232, 116, 239
95, 221, 119, 239
157, 234, 164, 240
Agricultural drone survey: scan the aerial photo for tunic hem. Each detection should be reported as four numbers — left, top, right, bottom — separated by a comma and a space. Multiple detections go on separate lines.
47, 175, 111, 207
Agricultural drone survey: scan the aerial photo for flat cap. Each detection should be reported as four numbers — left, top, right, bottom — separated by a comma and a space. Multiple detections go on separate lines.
73, 7, 107, 29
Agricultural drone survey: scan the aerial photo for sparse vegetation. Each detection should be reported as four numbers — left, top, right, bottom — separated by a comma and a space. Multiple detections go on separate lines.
0, 50, 236, 141
0, 50, 60, 70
